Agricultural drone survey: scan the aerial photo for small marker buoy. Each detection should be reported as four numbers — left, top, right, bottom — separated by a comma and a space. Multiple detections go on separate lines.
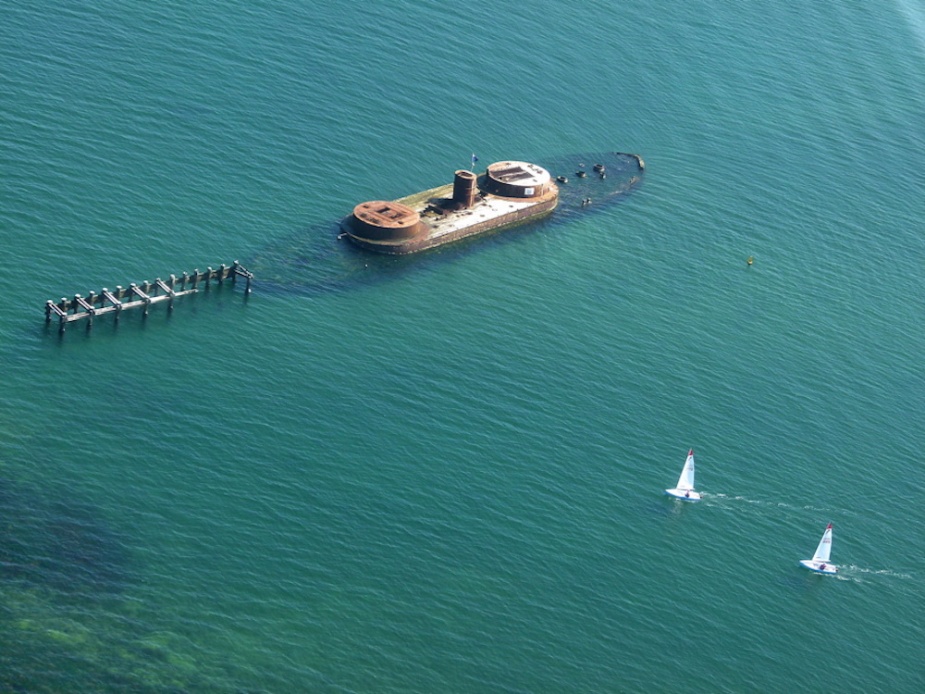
747, 256, 754, 266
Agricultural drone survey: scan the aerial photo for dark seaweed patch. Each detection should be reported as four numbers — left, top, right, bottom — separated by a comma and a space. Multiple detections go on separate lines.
0, 478, 131, 598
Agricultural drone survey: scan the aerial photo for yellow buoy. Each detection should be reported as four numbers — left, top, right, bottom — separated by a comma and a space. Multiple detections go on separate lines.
747, 256, 754, 266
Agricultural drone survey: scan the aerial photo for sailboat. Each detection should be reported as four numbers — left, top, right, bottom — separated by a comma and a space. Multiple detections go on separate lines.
799, 523, 837, 575
665, 449, 701, 501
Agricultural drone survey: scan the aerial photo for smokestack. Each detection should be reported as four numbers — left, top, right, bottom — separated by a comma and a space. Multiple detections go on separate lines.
452, 170, 477, 208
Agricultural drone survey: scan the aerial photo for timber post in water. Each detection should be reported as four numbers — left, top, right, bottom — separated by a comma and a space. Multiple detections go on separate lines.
44, 261, 253, 333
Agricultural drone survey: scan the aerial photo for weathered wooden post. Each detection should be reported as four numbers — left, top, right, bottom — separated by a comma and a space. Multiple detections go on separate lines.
74, 294, 95, 327
45, 300, 68, 332
155, 278, 175, 310
130, 283, 152, 316
87, 291, 98, 328
168, 275, 177, 311
115, 286, 124, 322
102, 287, 123, 321
43, 261, 252, 334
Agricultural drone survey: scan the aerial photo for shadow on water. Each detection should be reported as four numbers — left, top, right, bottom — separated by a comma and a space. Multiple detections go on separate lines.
247, 151, 645, 297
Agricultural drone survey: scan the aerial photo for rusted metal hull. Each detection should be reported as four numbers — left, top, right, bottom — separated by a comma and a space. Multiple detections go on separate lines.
342, 151, 643, 255
344, 190, 559, 255
245, 151, 645, 292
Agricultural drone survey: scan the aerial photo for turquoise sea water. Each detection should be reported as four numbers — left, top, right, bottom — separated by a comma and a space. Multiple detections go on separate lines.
2, 1, 924, 691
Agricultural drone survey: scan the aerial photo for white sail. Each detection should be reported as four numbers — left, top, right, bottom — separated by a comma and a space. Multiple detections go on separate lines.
812, 524, 834, 563
665, 448, 700, 501
675, 449, 695, 491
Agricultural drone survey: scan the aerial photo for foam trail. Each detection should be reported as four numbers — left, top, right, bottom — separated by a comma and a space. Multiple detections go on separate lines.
704, 493, 838, 515
837, 566, 915, 582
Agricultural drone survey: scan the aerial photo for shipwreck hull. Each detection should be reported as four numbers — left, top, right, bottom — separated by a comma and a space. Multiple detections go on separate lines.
344, 186, 560, 255
246, 150, 644, 293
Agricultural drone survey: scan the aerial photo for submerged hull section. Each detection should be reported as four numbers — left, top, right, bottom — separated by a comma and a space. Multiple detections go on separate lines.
535, 151, 644, 220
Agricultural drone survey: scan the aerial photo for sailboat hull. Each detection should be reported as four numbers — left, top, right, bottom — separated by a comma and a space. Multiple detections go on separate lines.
665, 488, 701, 502
799, 559, 837, 575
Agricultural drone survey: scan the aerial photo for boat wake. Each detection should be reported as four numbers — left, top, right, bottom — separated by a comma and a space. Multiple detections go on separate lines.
701, 492, 779, 510
702, 492, 765, 505
837, 565, 915, 582
703, 493, 840, 515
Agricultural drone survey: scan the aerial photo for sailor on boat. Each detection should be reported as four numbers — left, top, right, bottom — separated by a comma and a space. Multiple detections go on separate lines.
665, 449, 701, 502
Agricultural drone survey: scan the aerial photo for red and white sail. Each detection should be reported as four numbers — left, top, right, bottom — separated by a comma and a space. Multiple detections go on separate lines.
812, 523, 834, 563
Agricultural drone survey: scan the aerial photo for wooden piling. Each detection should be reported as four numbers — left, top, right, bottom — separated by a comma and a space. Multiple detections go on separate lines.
44, 262, 253, 332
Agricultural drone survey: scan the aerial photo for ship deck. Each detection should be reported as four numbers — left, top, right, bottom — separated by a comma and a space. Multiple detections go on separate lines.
396, 183, 556, 242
